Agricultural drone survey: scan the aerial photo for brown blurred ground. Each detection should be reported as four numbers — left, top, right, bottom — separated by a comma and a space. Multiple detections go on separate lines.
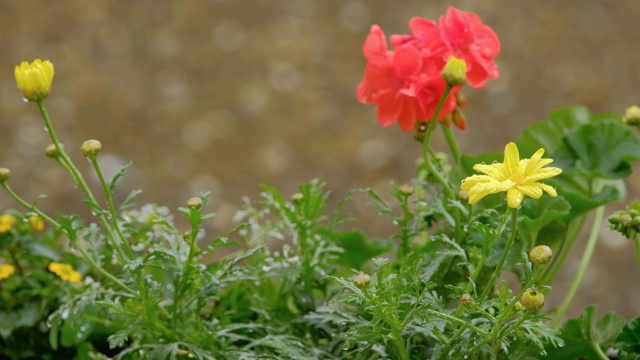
1, 1, 640, 319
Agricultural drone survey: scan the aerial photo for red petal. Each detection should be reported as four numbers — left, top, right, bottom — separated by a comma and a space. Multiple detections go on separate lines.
393, 46, 422, 77
363, 25, 388, 59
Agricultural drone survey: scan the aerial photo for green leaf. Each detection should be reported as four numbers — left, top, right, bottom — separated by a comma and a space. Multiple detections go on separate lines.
616, 316, 640, 359
332, 230, 392, 270
563, 120, 640, 180
23, 242, 62, 261
518, 195, 571, 249
517, 105, 592, 156
546, 304, 626, 359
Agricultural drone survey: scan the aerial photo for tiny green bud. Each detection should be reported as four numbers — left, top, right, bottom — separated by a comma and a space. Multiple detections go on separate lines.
459, 294, 472, 307
186, 197, 203, 209
520, 289, 545, 310
353, 273, 371, 289
0, 168, 11, 182
45, 143, 63, 158
290, 192, 304, 204
529, 245, 553, 265
441, 56, 467, 86
399, 184, 414, 196
80, 139, 102, 157
623, 105, 640, 126
514, 301, 526, 312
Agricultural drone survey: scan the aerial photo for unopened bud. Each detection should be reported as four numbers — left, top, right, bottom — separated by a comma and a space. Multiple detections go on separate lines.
623, 106, 640, 126
399, 184, 414, 196
0, 168, 11, 182
452, 109, 467, 130
45, 143, 63, 158
80, 140, 102, 157
441, 56, 467, 86
459, 190, 469, 202
290, 193, 304, 204
520, 289, 545, 310
529, 245, 553, 265
186, 197, 203, 209
353, 273, 371, 289
455, 92, 467, 108
459, 294, 472, 307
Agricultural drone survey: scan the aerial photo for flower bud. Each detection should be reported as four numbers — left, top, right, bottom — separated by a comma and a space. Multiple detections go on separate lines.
514, 301, 526, 312
0, 168, 10, 183
353, 273, 371, 289
186, 197, 203, 209
45, 143, 63, 158
452, 109, 467, 130
290, 192, 304, 204
459, 293, 472, 307
441, 56, 467, 86
14, 59, 55, 101
520, 289, 545, 310
455, 92, 468, 108
623, 105, 640, 126
459, 190, 470, 202
399, 184, 414, 196
529, 245, 553, 265
80, 140, 102, 157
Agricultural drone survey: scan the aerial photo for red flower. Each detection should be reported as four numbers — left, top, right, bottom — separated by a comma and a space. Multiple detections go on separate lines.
356, 7, 499, 131
357, 42, 429, 131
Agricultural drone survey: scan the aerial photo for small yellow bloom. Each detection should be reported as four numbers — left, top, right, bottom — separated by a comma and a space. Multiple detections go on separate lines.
48, 262, 82, 283
14, 59, 55, 101
28, 216, 45, 232
461, 142, 562, 208
0, 264, 15, 280
0, 214, 16, 233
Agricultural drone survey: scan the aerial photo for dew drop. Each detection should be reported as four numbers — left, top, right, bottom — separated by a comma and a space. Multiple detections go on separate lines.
61, 308, 70, 320
22, 97, 28, 102
43, 126, 49, 132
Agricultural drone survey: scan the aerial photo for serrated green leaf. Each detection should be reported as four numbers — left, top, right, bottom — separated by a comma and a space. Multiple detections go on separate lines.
616, 316, 640, 359
517, 105, 592, 156
546, 304, 625, 360
563, 120, 640, 180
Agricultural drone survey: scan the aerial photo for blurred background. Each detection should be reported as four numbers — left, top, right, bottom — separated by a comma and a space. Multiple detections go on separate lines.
1, 0, 639, 318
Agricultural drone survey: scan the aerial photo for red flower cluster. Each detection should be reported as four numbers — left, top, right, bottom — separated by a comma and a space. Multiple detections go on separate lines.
356, 6, 500, 131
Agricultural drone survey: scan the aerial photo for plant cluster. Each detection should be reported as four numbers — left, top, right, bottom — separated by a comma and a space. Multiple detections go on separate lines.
2, 5, 640, 360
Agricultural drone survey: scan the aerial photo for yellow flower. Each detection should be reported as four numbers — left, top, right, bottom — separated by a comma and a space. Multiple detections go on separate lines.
0, 264, 15, 280
461, 142, 562, 208
48, 262, 82, 283
28, 216, 45, 232
0, 214, 16, 233
14, 59, 55, 101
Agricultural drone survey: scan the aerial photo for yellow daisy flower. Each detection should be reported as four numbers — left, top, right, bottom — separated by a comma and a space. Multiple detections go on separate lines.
48, 262, 82, 283
0, 264, 16, 280
461, 142, 562, 208
0, 214, 16, 233
14, 59, 55, 101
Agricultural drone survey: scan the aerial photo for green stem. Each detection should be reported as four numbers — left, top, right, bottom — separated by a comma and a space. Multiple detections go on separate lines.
551, 205, 605, 329
1, 182, 60, 228
634, 238, 640, 266
36, 100, 124, 261
590, 338, 610, 360
441, 124, 461, 163
479, 207, 518, 302
426, 310, 488, 337
540, 214, 588, 286
89, 157, 133, 258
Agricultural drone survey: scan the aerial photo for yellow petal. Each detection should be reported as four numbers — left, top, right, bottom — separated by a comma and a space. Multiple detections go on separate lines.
526, 167, 563, 182
525, 148, 545, 175
517, 184, 543, 199
506, 188, 524, 208
503, 142, 520, 175
538, 183, 558, 197
472, 163, 506, 179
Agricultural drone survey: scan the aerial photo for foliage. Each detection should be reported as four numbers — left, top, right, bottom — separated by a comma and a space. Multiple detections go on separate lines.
3, 5, 640, 360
